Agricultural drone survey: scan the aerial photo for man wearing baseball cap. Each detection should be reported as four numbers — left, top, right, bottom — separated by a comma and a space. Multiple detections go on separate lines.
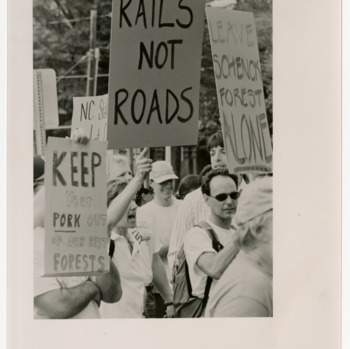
205, 176, 273, 317
137, 161, 181, 317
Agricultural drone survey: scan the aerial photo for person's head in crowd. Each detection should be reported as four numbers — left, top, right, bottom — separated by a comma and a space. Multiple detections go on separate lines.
34, 155, 45, 194
207, 131, 228, 170
109, 154, 132, 182
235, 176, 273, 269
107, 179, 137, 230
176, 174, 200, 200
201, 168, 239, 227
135, 186, 154, 207
149, 161, 178, 203
198, 164, 213, 184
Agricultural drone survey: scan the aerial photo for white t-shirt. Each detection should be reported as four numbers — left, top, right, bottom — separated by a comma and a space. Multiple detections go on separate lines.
167, 188, 210, 271
100, 229, 151, 318
183, 221, 236, 298
205, 252, 273, 317
34, 227, 100, 319
137, 198, 181, 283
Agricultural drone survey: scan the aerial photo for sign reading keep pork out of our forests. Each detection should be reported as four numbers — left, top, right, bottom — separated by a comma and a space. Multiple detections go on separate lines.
44, 137, 109, 277
107, 0, 205, 149
206, 8, 273, 174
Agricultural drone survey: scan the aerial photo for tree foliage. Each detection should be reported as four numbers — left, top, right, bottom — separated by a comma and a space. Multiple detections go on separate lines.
33, 0, 272, 166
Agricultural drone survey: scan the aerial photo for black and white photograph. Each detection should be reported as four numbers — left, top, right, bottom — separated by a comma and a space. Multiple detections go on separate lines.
5, 0, 342, 348
32, 0, 273, 321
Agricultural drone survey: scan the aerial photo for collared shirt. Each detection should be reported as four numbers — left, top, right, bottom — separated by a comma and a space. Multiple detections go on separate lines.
100, 229, 151, 318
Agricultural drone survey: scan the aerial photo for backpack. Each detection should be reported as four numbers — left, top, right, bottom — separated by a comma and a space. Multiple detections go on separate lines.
172, 221, 223, 318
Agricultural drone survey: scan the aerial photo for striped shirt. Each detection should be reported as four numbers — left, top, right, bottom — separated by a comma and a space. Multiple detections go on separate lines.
167, 187, 210, 271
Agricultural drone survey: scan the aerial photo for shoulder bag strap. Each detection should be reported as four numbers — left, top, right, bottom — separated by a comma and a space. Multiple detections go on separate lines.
195, 221, 224, 304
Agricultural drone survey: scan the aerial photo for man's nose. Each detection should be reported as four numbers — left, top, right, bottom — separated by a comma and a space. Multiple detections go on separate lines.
224, 195, 235, 205
214, 152, 222, 162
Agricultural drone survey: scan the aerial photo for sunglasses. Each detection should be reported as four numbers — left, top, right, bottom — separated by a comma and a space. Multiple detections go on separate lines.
208, 191, 241, 202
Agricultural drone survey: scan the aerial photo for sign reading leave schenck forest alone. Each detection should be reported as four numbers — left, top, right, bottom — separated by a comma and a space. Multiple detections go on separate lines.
107, 0, 205, 149
71, 94, 108, 141
206, 8, 273, 173
44, 137, 109, 277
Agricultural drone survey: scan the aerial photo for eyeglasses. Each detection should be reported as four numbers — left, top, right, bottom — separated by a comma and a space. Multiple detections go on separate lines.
208, 191, 241, 202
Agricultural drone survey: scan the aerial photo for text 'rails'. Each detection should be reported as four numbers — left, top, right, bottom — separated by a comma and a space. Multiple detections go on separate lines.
118, 0, 193, 29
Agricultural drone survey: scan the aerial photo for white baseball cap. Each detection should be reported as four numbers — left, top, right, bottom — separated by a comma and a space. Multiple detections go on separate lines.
235, 176, 272, 225
150, 161, 178, 184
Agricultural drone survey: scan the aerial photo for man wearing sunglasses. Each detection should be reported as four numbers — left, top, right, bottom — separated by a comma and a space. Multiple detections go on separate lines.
168, 131, 229, 272
205, 176, 273, 317
183, 168, 241, 307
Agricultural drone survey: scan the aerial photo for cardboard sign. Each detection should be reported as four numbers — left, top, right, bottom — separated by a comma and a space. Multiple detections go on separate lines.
107, 0, 205, 149
206, 8, 273, 173
44, 137, 109, 276
71, 94, 108, 141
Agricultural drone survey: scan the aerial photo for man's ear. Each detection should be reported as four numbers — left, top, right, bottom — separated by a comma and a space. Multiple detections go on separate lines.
203, 193, 210, 206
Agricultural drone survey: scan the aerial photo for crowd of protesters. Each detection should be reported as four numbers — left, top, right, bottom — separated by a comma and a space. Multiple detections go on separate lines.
33, 129, 273, 319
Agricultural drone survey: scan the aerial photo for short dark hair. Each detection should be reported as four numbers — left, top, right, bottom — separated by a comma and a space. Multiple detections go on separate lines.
135, 186, 154, 207
107, 179, 128, 207
207, 131, 224, 152
201, 168, 239, 196
198, 164, 213, 184
178, 175, 200, 200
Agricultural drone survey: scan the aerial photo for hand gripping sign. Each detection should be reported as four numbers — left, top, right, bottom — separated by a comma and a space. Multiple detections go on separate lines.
44, 137, 109, 276
206, 8, 273, 174
107, 0, 205, 149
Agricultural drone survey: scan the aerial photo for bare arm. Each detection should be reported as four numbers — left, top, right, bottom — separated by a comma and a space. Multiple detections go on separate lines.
34, 280, 100, 319
152, 253, 174, 317
107, 148, 152, 234
197, 236, 240, 280
93, 259, 122, 303
152, 253, 173, 302
158, 245, 169, 260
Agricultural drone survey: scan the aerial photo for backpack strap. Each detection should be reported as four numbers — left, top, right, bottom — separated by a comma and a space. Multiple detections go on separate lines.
194, 221, 224, 305
196, 221, 224, 253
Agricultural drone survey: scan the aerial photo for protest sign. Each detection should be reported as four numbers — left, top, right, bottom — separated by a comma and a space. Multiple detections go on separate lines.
33, 69, 59, 155
206, 8, 273, 173
44, 137, 109, 276
107, 0, 205, 149
71, 94, 108, 141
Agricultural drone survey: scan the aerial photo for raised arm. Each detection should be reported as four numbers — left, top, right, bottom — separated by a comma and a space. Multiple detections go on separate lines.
107, 148, 152, 233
